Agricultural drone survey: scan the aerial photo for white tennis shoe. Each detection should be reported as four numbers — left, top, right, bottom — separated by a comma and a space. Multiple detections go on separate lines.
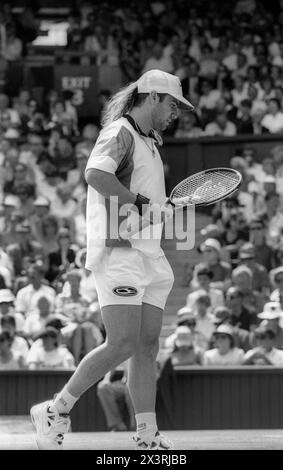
30, 400, 70, 450
133, 431, 173, 450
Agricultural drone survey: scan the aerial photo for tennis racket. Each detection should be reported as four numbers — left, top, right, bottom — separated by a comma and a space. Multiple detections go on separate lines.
120, 167, 242, 239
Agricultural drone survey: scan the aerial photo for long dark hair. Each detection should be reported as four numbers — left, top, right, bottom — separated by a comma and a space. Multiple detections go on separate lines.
101, 82, 139, 127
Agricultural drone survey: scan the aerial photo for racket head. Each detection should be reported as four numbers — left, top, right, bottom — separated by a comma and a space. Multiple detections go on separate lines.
170, 168, 242, 207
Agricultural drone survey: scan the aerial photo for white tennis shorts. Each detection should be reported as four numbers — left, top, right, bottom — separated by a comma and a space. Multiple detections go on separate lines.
93, 247, 174, 310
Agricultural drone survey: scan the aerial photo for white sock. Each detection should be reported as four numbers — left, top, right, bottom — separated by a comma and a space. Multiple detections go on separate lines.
53, 387, 79, 414
135, 412, 157, 438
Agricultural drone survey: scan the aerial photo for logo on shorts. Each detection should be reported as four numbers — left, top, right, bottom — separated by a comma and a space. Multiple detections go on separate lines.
113, 286, 138, 296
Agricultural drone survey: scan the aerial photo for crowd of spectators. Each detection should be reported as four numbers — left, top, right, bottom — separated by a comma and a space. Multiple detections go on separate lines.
0, 86, 104, 370
3, 1, 283, 137
160, 144, 283, 368
58, 0, 283, 136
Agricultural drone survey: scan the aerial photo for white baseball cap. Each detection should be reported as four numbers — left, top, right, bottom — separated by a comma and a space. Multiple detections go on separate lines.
258, 302, 283, 320
0, 289, 15, 303
137, 70, 194, 110
200, 238, 222, 254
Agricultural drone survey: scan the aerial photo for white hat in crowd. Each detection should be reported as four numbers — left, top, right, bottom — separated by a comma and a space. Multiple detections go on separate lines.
200, 238, 222, 254
0, 289, 15, 303
175, 326, 194, 348
258, 302, 283, 320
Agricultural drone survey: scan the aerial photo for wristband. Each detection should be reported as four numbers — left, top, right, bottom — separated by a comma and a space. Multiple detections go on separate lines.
134, 193, 150, 216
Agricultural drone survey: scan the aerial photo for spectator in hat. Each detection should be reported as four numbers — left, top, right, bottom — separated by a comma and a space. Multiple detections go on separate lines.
238, 242, 270, 294
211, 306, 231, 328
211, 306, 252, 352
226, 286, 257, 331
231, 264, 264, 315
193, 238, 232, 291
166, 326, 204, 366
243, 324, 283, 365
26, 326, 75, 370
27, 317, 67, 356
164, 307, 208, 352
249, 217, 276, 271
33, 196, 50, 218
0, 315, 29, 357
0, 289, 24, 333
186, 266, 224, 311
203, 324, 245, 365
254, 301, 283, 349
30, 196, 51, 242
0, 331, 25, 370
15, 263, 56, 317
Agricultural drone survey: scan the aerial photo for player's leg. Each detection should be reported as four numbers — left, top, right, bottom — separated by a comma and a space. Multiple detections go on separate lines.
31, 304, 141, 449
128, 303, 171, 448
70, 324, 83, 365
124, 387, 136, 430
59, 305, 140, 399
80, 321, 101, 356
128, 255, 174, 449
128, 303, 162, 414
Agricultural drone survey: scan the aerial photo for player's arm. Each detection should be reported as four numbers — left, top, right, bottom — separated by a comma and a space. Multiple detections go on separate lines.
85, 126, 151, 213
85, 168, 137, 206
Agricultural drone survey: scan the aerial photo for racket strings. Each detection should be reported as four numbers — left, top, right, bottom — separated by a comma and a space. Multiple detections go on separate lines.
172, 170, 240, 204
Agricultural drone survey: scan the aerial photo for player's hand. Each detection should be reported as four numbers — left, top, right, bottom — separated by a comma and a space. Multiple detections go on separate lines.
144, 202, 174, 225
119, 202, 174, 240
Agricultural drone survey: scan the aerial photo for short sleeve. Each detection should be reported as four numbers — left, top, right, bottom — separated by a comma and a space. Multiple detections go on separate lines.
85, 124, 134, 175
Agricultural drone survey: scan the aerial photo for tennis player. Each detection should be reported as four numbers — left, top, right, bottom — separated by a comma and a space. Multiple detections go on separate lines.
30, 69, 194, 449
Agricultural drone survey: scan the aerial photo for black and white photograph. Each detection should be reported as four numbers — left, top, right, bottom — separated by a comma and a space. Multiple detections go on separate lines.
0, 0, 283, 458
